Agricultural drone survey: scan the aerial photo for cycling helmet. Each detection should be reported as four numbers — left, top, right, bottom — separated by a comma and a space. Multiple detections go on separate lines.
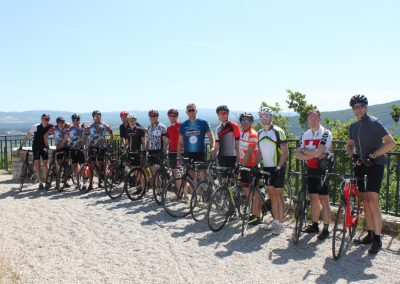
120, 111, 128, 117
239, 112, 254, 122
92, 110, 101, 117
349, 94, 368, 107
258, 106, 273, 116
41, 113, 50, 119
127, 114, 137, 120
71, 113, 80, 120
148, 109, 159, 116
167, 108, 179, 116
56, 116, 65, 123
216, 105, 229, 113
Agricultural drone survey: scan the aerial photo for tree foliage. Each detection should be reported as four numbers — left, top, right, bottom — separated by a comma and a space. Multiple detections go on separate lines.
285, 89, 317, 129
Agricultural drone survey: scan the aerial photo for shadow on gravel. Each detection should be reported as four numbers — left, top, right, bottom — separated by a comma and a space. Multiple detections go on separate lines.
0, 187, 44, 200
384, 235, 400, 255
0, 179, 18, 185
315, 246, 377, 283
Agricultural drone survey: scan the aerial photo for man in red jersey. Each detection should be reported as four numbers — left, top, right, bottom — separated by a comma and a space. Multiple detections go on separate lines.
166, 108, 181, 175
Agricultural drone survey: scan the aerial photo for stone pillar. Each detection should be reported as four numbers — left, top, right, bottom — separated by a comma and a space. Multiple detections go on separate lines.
12, 147, 56, 180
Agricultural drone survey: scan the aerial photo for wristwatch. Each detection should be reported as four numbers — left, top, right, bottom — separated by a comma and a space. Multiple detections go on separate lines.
370, 152, 377, 159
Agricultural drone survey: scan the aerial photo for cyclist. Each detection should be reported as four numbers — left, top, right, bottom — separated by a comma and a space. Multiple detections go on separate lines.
119, 111, 129, 145
125, 113, 146, 167
237, 112, 260, 225
166, 108, 181, 175
52, 116, 71, 187
178, 103, 215, 165
20, 114, 53, 190
296, 109, 332, 241
82, 110, 114, 188
347, 94, 396, 254
146, 109, 168, 186
69, 114, 86, 185
257, 107, 289, 235
212, 105, 240, 167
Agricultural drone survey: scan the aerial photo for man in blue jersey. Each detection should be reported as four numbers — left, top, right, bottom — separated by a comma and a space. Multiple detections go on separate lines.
177, 103, 215, 165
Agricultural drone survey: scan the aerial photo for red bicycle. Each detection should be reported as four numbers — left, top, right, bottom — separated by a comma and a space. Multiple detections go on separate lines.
331, 173, 367, 260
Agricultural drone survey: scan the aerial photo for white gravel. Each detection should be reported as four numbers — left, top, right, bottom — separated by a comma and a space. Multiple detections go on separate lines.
0, 174, 399, 284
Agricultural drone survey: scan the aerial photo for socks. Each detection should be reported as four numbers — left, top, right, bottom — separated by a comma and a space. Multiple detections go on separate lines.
373, 233, 381, 242
323, 224, 329, 231
312, 222, 318, 228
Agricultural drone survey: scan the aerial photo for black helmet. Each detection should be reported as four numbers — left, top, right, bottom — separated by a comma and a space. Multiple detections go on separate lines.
71, 113, 80, 120
349, 95, 368, 107
167, 108, 179, 116
56, 116, 65, 123
41, 113, 50, 119
216, 105, 229, 113
148, 109, 159, 116
239, 112, 254, 122
92, 110, 101, 117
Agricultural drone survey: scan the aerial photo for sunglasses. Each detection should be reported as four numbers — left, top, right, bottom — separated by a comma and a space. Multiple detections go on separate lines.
168, 115, 177, 118
260, 115, 271, 119
187, 109, 196, 113
240, 119, 252, 124
42, 118, 50, 121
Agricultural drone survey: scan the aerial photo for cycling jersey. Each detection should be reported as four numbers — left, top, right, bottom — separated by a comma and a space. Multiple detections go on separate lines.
69, 125, 85, 150
126, 125, 145, 152
148, 123, 167, 151
299, 125, 332, 169
85, 122, 113, 148
258, 125, 287, 167
28, 123, 53, 151
239, 128, 258, 167
179, 119, 210, 153
53, 124, 71, 149
167, 122, 181, 152
215, 121, 240, 157
349, 114, 389, 166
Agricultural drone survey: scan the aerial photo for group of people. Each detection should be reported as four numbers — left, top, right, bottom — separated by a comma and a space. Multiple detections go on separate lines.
19, 94, 396, 255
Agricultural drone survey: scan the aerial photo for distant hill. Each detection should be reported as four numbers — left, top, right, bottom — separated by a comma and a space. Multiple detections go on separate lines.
0, 101, 399, 137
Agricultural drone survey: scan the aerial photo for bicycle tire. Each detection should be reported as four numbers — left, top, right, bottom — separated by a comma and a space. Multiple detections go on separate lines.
104, 165, 126, 199
45, 162, 57, 191
293, 188, 306, 245
19, 162, 28, 191
163, 177, 194, 218
152, 168, 168, 205
241, 189, 255, 237
207, 186, 232, 232
349, 192, 361, 240
56, 164, 67, 192
125, 168, 147, 201
332, 199, 347, 260
190, 180, 213, 222
77, 163, 93, 193
283, 178, 293, 219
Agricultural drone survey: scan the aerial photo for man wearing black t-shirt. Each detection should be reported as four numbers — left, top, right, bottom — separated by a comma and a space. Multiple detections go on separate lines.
125, 114, 146, 166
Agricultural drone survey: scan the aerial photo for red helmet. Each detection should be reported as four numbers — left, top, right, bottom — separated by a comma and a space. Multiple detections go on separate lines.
120, 111, 128, 118
148, 109, 159, 116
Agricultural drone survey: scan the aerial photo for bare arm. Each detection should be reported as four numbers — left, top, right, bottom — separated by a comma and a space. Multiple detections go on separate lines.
207, 131, 215, 153
20, 132, 31, 148
212, 141, 219, 160
346, 139, 355, 157
162, 136, 168, 154
372, 134, 396, 157
177, 134, 184, 158
278, 143, 289, 167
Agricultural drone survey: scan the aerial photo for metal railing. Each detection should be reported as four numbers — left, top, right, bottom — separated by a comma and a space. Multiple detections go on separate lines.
1, 135, 400, 216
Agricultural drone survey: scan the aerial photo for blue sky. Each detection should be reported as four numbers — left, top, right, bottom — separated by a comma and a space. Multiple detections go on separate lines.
0, 0, 399, 113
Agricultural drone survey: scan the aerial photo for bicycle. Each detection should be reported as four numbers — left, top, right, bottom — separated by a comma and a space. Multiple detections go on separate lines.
45, 150, 59, 191
123, 151, 149, 201
290, 170, 329, 245
162, 157, 205, 218
150, 153, 173, 205
331, 173, 366, 260
18, 147, 37, 191
55, 148, 76, 192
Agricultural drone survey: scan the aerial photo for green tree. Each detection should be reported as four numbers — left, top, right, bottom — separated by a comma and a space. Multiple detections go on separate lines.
257, 102, 291, 136
324, 116, 354, 141
285, 89, 317, 129
390, 104, 400, 129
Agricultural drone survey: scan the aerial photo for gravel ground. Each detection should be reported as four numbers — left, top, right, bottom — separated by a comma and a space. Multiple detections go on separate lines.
0, 174, 399, 284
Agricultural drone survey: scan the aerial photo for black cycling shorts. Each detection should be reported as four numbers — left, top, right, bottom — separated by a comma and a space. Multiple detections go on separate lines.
128, 152, 141, 167
354, 164, 384, 194
148, 150, 163, 166
307, 167, 329, 195
55, 147, 70, 161
70, 149, 85, 164
89, 147, 106, 161
33, 149, 49, 161
183, 152, 206, 163
168, 152, 178, 169
218, 156, 236, 168
263, 167, 286, 188
240, 168, 254, 185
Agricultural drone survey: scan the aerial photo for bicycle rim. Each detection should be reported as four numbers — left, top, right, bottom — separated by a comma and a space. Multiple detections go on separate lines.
332, 199, 347, 260
105, 166, 125, 199
163, 177, 193, 218
293, 189, 306, 245
190, 181, 213, 222
153, 169, 167, 205
207, 186, 231, 232
125, 168, 147, 201
78, 164, 92, 193
241, 189, 254, 237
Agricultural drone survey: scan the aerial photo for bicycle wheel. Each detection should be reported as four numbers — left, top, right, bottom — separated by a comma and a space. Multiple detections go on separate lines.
104, 165, 126, 199
125, 168, 147, 201
349, 193, 361, 239
45, 163, 58, 191
152, 169, 168, 205
283, 178, 293, 219
19, 162, 28, 191
241, 189, 255, 237
332, 199, 347, 260
293, 189, 306, 245
207, 186, 232, 232
163, 177, 194, 218
190, 180, 214, 222
56, 164, 67, 192
77, 163, 93, 193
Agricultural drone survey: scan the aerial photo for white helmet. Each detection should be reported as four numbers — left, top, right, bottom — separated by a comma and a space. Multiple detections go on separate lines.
127, 114, 137, 120
258, 106, 273, 116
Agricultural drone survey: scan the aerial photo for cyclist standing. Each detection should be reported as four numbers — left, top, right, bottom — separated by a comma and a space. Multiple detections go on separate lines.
178, 103, 215, 164
238, 112, 261, 225
146, 109, 168, 180
257, 107, 289, 235
125, 114, 146, 167
166, 108, 181, 174
347, 94, 396, 254
212, 105, 240, 167
119, 111, 129, 145
296, 109, 333, 241
82, 110, 114, 188
20, 114, 53, 190
69, 114, 85, 185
